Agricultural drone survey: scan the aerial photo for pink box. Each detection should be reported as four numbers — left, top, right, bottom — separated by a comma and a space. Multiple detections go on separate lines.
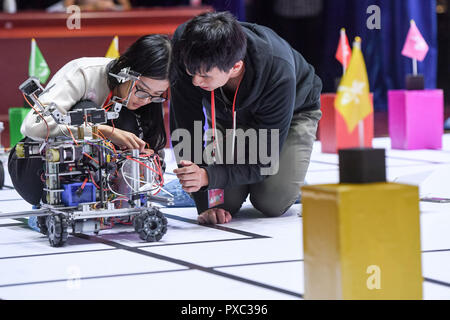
388, 90, 444, 150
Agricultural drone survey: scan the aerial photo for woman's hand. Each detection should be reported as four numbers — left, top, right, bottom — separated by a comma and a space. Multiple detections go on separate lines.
98, 125, 146, 152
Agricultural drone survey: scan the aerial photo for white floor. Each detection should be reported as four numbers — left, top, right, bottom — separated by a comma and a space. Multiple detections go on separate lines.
0, 136, 450, 300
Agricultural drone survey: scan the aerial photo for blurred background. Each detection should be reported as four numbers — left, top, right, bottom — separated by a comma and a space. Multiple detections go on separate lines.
0, 0, 448, 147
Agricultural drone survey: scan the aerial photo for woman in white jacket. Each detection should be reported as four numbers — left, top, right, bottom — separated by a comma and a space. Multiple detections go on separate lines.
10, 34, 171, 205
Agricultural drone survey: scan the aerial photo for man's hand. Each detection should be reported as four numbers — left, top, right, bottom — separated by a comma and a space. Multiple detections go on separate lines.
98, 125, 146, 152
173, 160, 209, 193
198, 208, 232, 225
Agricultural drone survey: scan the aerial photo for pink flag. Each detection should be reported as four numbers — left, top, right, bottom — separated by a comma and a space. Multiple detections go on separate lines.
401, 20, 429, 62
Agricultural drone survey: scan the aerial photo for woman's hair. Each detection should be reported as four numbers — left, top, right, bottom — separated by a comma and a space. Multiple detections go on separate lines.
107, 34, 171, 153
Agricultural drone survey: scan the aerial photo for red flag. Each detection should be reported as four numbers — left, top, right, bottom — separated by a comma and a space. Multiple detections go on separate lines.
335, 28, 352, 71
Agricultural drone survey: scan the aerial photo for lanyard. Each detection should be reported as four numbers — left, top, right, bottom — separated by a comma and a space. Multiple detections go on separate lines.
210, 75, 243, 162
102, 90, 114, 109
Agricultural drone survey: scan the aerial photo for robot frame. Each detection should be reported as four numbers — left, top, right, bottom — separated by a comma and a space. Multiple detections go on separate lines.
0, 68, 174, 247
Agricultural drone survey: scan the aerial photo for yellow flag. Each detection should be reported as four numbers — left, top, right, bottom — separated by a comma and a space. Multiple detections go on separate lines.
105, 36, 120, 59
335, 37, 373, 133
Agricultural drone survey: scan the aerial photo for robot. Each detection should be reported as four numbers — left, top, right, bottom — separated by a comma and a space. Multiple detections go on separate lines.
0, 69, 174, 247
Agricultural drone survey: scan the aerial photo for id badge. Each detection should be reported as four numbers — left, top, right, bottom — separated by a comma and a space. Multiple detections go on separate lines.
208, 189, 224, 208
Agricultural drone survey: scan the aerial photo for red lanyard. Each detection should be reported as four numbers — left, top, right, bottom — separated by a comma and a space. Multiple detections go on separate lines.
102, 91, 114, 109
211, 90, 216, 141
210, 76, 243, 161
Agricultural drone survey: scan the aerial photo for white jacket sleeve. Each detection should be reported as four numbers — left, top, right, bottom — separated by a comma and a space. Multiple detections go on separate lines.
20, 65, 88, 141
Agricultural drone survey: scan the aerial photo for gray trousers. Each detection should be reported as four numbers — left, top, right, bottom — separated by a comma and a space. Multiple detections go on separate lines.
193, 109, 322, 216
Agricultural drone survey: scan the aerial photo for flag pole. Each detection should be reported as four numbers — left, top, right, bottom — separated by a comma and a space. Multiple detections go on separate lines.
412, 58, 418, 76
354, 37, 365, 148
410, 20, 418, 76
30, 38, 36, 79
358, 121, 365, 148
341, 28, 347, 75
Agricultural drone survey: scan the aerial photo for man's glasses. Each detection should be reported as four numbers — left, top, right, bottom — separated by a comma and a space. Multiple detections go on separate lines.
134, 84, 167, 103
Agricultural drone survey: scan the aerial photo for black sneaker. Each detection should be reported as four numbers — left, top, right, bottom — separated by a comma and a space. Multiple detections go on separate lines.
36, 216, 48, 235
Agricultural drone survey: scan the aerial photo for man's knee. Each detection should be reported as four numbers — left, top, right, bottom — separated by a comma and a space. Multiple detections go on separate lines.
250, 193, 296, 218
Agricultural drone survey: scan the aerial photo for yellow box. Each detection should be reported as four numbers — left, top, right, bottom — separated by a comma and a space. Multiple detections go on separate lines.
302, 183, 422, 300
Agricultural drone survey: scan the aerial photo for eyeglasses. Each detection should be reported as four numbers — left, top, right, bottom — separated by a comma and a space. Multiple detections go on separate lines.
134, 84, 167, 103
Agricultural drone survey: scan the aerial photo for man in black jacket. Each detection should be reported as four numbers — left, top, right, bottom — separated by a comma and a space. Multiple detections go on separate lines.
171, 11, 322, 225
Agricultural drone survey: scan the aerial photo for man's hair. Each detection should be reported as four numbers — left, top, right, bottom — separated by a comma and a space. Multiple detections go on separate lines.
173, 11, 247, 75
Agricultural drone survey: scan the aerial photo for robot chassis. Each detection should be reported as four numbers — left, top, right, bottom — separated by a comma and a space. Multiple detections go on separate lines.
0, 69, 174, 247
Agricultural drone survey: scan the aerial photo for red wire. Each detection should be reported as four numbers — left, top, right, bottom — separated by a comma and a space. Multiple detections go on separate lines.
81, 178, 88, 190
155, 154, 164, 186
211, 91, 215, 143
102, 91, 114, 109
88, 170, 108, 191
103, 102, 113, 110
125, 156, 160, 175
125, 154, 164, 195
88, 171, 100, 189
83, 152, 99, 164
66, 126, 79, 146
94, 129, 117, 153
231, 74, 243, 127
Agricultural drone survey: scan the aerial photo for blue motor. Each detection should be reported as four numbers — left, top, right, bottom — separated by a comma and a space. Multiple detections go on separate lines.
61, 182, 96, 207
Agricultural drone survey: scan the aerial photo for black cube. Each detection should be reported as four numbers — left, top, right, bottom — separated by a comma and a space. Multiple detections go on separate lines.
88, 109, 107, 124
406, 74, 425, 91
68, 110, 84, 126
339, 148, 386, 184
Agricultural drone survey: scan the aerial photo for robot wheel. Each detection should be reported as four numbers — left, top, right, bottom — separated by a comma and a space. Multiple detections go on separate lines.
0, 160, 4, 190
46, 214, 68, 247
134, 208, 168, 242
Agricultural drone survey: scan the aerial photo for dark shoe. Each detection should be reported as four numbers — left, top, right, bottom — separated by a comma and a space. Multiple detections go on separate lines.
37, 216, 48, 235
